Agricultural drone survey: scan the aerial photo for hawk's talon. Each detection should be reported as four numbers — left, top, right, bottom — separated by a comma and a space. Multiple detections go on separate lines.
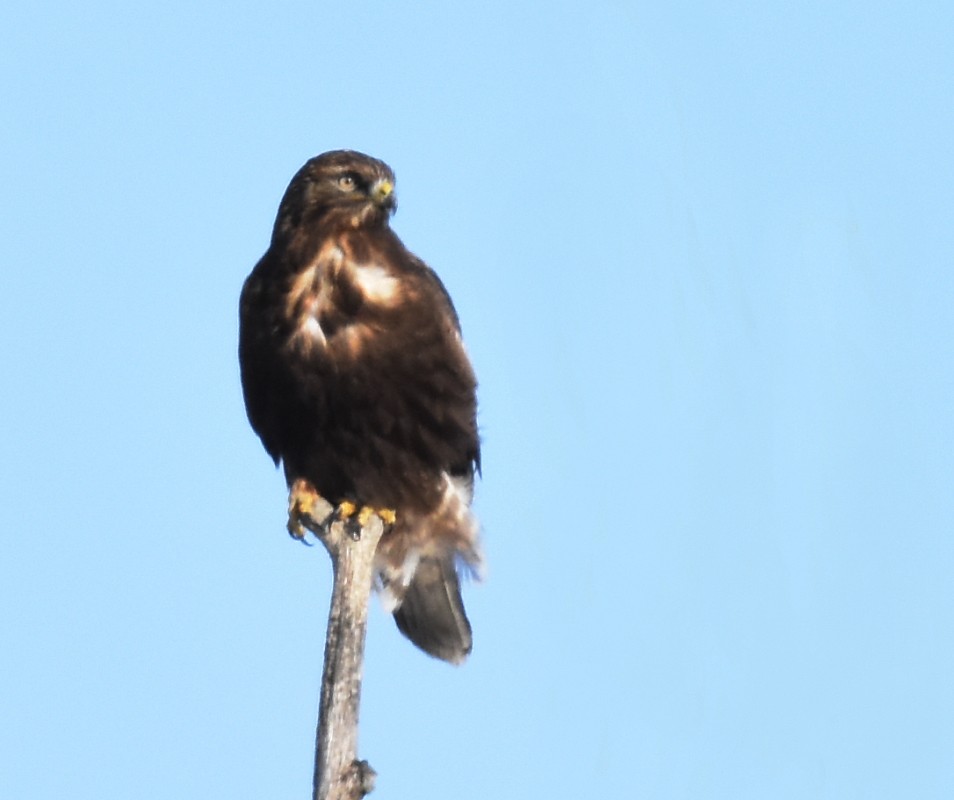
287, 478, 330, 542
344, 517, 363, 541
335, 501, 365, 540
286, 481, 396, 542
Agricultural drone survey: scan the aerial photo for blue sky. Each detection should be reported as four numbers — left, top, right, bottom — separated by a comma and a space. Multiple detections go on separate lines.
2, 2, 953, 798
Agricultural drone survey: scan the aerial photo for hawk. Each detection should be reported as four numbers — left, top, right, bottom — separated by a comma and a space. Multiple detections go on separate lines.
239, 150, 481, 664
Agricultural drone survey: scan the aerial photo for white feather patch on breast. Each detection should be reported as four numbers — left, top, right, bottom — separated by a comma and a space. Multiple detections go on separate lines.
351, 264, 399, 303
302, 314, 325, 343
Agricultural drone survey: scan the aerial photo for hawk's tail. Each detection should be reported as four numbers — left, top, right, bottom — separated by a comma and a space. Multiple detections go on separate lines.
392, 554, 473, 664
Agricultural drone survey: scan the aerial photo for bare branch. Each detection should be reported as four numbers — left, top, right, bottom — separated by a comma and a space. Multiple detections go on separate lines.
298, 500, 383, 800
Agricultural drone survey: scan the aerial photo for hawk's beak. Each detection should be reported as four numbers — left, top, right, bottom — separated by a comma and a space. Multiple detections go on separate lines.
372, 179, 395, 209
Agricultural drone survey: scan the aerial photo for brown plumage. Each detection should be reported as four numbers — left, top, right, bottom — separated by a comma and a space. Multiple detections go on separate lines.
239, 150, 481, 663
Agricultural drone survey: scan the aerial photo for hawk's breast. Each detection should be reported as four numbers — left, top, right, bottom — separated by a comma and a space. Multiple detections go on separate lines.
285, 240, 403, 358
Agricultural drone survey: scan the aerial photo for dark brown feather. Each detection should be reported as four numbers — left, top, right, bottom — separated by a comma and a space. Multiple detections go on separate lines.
393, 554, 472, 664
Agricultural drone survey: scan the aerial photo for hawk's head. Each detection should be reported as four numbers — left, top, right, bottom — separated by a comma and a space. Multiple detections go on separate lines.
273, 150, 397, 242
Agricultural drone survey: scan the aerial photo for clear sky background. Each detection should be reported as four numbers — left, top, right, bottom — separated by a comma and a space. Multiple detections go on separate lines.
2, 2, 953, 798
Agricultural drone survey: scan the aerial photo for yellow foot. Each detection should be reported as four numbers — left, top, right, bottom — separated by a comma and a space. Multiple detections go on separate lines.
287, 478, 330, 541
376, 507, 397, 525
335, 501, 397, 538
288, 482, 397, 543
337, 500, 357, 520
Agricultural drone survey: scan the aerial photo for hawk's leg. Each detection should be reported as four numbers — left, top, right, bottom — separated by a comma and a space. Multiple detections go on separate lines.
287, 478, 334, 542
335, 501, 397, 541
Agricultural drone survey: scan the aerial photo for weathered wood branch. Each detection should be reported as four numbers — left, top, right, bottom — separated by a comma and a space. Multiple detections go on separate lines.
300, 497, 383, 800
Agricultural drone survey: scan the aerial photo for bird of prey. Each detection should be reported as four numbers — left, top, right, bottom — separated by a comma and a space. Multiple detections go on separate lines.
239, 150, 481, 664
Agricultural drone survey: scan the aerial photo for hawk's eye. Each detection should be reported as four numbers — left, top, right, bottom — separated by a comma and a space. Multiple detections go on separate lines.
337, 174, 358, 192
